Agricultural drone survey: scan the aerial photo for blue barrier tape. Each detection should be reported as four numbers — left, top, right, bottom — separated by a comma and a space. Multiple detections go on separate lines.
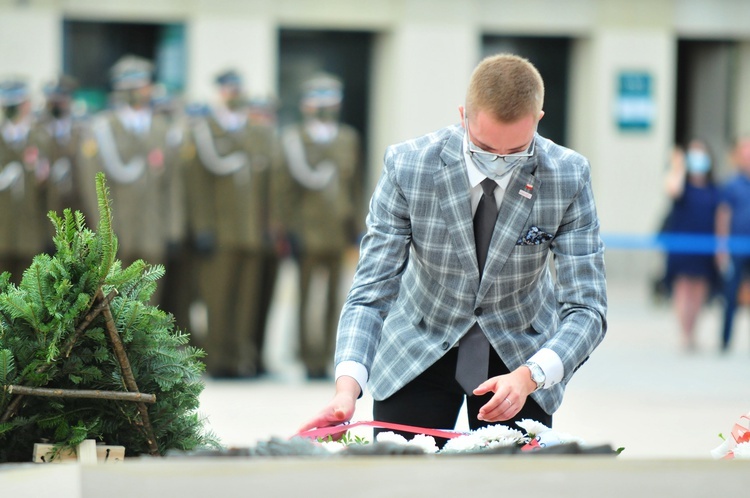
601, 233, 750, 255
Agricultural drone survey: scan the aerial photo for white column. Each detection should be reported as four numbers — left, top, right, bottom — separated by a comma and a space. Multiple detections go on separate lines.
0, 6, 61, 104
186, 15, 277, 103
367, 5, 478, 189
733, 42, 750, 139
567, 26, 676, 280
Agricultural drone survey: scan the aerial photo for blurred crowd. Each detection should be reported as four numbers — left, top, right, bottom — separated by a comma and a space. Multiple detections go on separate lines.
659, 136, 750, 353
0, 54, 366, 380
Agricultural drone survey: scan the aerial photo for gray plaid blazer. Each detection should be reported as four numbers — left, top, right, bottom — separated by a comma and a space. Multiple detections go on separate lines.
335, 124, 607, 415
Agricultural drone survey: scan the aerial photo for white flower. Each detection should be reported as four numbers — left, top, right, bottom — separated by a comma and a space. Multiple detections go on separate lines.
472, 424, 526, 446
441, 434, 484, 453
486, 439, 516, 450
375, 431, 409, 445
319, 440, 346, 453
554, 431, 587, 446
710, 438, 733, 460
516, 419, 551, 438
731, 442, 750, 459
408, 434, 439, 454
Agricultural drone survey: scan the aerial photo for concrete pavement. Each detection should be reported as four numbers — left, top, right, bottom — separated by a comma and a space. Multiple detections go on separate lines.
197, 261, 750, 459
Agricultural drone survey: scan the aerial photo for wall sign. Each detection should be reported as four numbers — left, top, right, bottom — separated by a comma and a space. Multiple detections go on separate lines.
616, 71, 654, 131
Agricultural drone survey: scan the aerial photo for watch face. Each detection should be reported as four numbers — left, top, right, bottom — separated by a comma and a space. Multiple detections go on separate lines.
527, 363, 545, 386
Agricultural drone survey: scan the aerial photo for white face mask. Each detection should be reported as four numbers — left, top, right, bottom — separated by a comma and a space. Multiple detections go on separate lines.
463, 117, 535, 180
686, 150, 711, 175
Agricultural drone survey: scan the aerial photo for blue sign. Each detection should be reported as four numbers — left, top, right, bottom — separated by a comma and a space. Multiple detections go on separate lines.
616, 72, 654, 131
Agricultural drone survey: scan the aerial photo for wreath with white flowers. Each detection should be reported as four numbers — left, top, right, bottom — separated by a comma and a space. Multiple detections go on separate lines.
318, 419, 599, 455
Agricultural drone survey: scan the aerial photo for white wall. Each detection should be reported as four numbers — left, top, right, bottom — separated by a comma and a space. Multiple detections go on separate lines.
2, 0, 750, 283
0, 6, 60, 104
733, 42, 750, 139
187, 15, 276, 103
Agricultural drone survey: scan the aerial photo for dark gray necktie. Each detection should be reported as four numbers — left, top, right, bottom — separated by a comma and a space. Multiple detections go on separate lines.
455, 178, 497, 394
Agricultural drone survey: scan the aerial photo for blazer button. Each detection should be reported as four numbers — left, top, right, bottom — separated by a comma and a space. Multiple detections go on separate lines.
441, 341, 450, 350
474, 307, 483, 316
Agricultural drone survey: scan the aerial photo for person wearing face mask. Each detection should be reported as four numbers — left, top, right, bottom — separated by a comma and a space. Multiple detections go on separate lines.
300, 54, 606, 444
0, 78, 48, 284
716, 136, 750, 352
279, 72, 363, 381
78, 55, 181, 309
34, 75, 88, 242
184, 69, 285, 378
662, 139, 720, 352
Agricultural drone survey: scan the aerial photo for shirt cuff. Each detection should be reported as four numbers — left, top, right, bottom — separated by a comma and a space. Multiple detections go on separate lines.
528, 348, 563, 389
335, 360, 368, 397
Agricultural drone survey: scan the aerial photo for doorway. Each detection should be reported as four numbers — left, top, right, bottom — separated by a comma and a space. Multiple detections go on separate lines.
62, 20, 186, 113
482, 36, 572, 147
277, 29, 373, 147
674, 39, 737, 174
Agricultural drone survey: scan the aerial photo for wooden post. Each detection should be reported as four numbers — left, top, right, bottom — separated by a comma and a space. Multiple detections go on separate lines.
0, 289, 118, 424
101, 301, 160, 456
5, 385, 156, 404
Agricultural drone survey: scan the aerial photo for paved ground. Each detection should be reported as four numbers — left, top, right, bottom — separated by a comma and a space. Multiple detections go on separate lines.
198, 261, 750, 459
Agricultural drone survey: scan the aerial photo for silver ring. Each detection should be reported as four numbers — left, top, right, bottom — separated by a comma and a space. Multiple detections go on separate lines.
505, 398, 512, 407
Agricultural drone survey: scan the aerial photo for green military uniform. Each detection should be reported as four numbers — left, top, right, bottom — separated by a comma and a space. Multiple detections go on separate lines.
185, 69, 283, 378
280, 73, 363, 379
78, 56, 180, 306
0, 79, 48, 284
34, 75, 87, 240
154, 91, 195, 333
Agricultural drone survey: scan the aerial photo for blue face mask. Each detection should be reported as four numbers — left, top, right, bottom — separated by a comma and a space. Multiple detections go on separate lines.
686, 150, 711, 175
464, 117, 535, 181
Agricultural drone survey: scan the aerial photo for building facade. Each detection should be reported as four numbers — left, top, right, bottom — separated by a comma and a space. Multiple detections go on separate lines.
2, 0, 750, 280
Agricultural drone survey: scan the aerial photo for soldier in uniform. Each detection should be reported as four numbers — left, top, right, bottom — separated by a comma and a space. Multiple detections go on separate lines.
150, 83, 195, 333
34, 75, 87, 241
185, 69, 284, 378
280, 73, 363, 379
0, 78, 48, 283
79, 55, 181, 306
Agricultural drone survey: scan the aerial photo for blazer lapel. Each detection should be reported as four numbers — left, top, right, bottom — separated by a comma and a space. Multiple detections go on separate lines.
478, 158, 541, 299
435, 131, 480, 282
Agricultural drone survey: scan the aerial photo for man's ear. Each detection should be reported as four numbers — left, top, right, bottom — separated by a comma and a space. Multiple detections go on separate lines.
459, 105, 466, 128
538, 110, 545, 122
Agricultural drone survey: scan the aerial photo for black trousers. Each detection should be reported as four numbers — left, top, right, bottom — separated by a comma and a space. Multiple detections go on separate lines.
373, 347, 552, 447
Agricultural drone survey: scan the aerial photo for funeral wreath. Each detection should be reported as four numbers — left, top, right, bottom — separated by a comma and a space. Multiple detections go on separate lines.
0, 173, 218, 462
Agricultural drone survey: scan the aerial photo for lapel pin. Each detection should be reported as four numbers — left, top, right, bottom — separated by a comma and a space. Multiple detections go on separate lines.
518, 189, 532, 199
525, 183, 533, 191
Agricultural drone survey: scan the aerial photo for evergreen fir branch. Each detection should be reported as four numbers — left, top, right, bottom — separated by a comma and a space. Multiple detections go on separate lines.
0, 173, 213, 461
0, 272, 11, 296
106, 260, 145, 293
47, 210, 69, 257
0, 349, 15, 407
0, 348, 14, 384
0, 421, 13, 436
94, 173, 118, 286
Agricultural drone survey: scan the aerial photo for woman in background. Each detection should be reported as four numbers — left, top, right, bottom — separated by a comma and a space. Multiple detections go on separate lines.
663, 138, 720, 351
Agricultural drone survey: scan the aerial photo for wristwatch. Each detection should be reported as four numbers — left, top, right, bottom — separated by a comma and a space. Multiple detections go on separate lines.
524, 361, 546, 392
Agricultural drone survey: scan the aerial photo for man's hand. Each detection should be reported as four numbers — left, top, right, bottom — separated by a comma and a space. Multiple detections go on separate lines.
472, 366, 537, 422
297, 376, 360, 438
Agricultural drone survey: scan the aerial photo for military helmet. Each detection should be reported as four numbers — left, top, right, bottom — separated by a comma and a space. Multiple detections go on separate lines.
43, 74, 78, 100
0, 78, 30, 107
300, 72, 343, 108
215, 69, 243, 89
110, 55, 154, 90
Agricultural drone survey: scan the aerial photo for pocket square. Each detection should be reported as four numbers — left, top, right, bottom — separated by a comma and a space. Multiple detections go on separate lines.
517, 226, 553, 245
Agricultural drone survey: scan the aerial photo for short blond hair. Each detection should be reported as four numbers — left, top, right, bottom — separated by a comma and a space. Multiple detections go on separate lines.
465, 53, 544, 123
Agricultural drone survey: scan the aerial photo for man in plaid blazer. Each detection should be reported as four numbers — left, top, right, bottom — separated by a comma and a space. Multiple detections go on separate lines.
301, 54, 607, 440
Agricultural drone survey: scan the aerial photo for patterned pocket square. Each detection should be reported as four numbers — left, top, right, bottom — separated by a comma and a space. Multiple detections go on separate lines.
517, 226, 554, 245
